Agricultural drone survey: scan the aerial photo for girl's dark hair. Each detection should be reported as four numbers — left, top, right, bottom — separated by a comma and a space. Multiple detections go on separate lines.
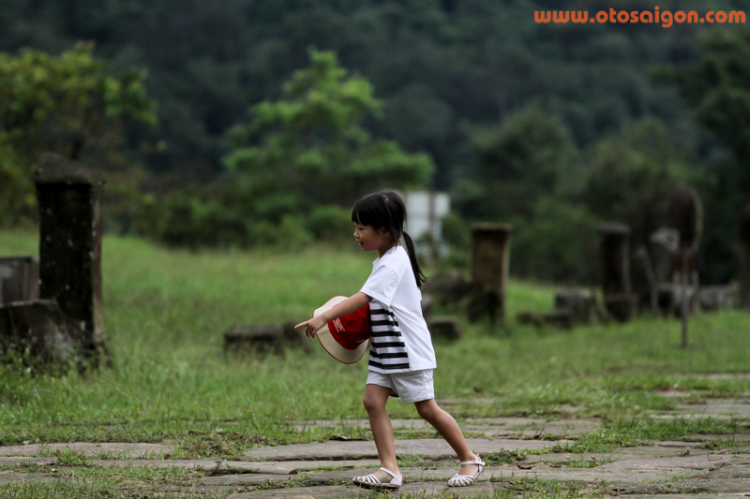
352, 191, 427, 289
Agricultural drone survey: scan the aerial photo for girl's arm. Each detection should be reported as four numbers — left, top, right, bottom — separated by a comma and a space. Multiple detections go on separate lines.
295, 292, 372, 338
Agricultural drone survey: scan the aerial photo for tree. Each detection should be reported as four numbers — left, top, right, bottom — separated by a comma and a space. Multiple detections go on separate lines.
0, 42, 156, 225
223, 48, 434, 217
512, 196, 599, 283
1, 0, 712, 195
665, 27, 750, 282
579, 118, 696, 247
670, 27, 750, 172
454, 103, 580, 221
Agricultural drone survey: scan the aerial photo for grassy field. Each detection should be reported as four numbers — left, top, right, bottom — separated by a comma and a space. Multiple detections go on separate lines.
1, 229, 749, 496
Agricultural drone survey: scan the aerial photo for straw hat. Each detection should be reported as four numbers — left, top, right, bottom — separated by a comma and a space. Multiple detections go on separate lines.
313, 296, 371, 364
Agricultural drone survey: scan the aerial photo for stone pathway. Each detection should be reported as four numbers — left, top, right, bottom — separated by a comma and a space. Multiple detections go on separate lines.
1, 400, 750, 497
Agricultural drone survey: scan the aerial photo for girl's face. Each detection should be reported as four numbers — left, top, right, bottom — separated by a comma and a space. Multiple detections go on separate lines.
353, 223, 394, 256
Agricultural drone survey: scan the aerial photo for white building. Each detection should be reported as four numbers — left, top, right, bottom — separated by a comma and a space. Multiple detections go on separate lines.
400, 191, 450, 256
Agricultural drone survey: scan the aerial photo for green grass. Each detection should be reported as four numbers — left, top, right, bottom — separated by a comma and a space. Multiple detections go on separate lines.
0, 461, 229, 498
1, 228, 750, 457
0, 455, 228, 499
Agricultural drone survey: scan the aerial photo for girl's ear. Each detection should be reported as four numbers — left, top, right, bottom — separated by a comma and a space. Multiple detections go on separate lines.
377, 227, 392, 239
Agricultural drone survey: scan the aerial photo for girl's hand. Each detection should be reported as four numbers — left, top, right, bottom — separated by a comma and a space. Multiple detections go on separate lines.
295, 293, 371, 338
294, 316, 327, 338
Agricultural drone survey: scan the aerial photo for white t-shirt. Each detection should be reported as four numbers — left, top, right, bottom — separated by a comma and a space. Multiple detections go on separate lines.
360, 246, 437, 373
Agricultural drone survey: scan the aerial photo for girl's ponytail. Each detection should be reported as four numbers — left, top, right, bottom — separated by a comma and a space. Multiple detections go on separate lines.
402, 231, 427, 289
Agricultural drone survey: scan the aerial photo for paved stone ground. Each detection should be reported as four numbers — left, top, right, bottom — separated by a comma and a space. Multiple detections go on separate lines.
1, 399, 750, 497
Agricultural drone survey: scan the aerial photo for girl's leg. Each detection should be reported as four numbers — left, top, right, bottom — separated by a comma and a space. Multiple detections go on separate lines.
363, 384, 400, 480
415, 399, 480, 475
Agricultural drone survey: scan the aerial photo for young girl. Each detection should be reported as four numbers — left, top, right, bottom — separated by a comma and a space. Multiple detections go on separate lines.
296, 191, 484, 489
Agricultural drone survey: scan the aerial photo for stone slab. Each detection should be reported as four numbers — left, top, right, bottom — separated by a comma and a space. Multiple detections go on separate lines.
463, 417, 602, 437
684, 435, 750, 443
520, 452, 643, 466
674, 400, 750, 418
197, 473, 294, 487
225, 466, 710, 499
217, 464, 702, 491
618, 477, 750, 495
91, 458, 381, 475
601, 454, 748, 470
289, 418, 428, 432
244, 438, 570, 461
89, 459, 242, 471
623, 444, 710, 457
710, 462, 750, 479
413, 466, 699, 483
0, 455, 382, 477
289, 416, 602, 438
227, 482, 525, 499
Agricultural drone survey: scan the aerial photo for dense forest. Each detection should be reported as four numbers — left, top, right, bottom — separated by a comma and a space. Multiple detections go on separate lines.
1, 0, 749, 284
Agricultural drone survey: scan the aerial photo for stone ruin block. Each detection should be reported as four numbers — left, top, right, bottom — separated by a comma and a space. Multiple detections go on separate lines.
35, 152, 107, 363
516, 309, 574, 329
655, 283, 677, 316
225, 323, 313, 355
666, 186, 703, 251
468, 224, 513, 323
598, 223, 631, 295
0, 300, 87, 371
422, 269, 471, 307
652, 282, 700, 317
631, 246, 657, 313
0, 257, 39, 304
597, 222, 637, 322
542, 310, 574, 329
554, 289, 600, 326
647, 249, 700, 318
697, 285, 737, 312
421, 269, 470, 324
604, 292, 640, 322
224, 324, 285, 355
515, 311, 543, 327
1, 153, 108, 371
427, 316, 462, 341
516, 289, 600, 330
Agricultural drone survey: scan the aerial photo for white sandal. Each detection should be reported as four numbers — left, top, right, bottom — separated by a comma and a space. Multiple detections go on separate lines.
352, 467, 403, 489
447, 456, 485, 487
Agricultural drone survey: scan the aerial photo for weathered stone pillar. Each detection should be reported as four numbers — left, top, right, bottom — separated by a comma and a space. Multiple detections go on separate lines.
738, 203, 750, 308
467, 223, 513, 323
35, 152, 106, 363
598, 222, 636, 322
631, 246, 657, 313
666, 186, 703, 251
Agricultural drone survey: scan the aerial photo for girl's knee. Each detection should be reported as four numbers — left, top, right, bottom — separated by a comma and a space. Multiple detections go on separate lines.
415, 400, 440, 420
363, 394, 384, 413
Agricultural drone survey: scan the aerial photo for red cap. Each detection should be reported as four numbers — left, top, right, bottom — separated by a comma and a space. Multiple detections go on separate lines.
313, 296, 371, 364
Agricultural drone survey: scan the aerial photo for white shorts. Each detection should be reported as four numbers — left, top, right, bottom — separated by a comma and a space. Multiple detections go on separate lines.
366, 369, 435, 403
